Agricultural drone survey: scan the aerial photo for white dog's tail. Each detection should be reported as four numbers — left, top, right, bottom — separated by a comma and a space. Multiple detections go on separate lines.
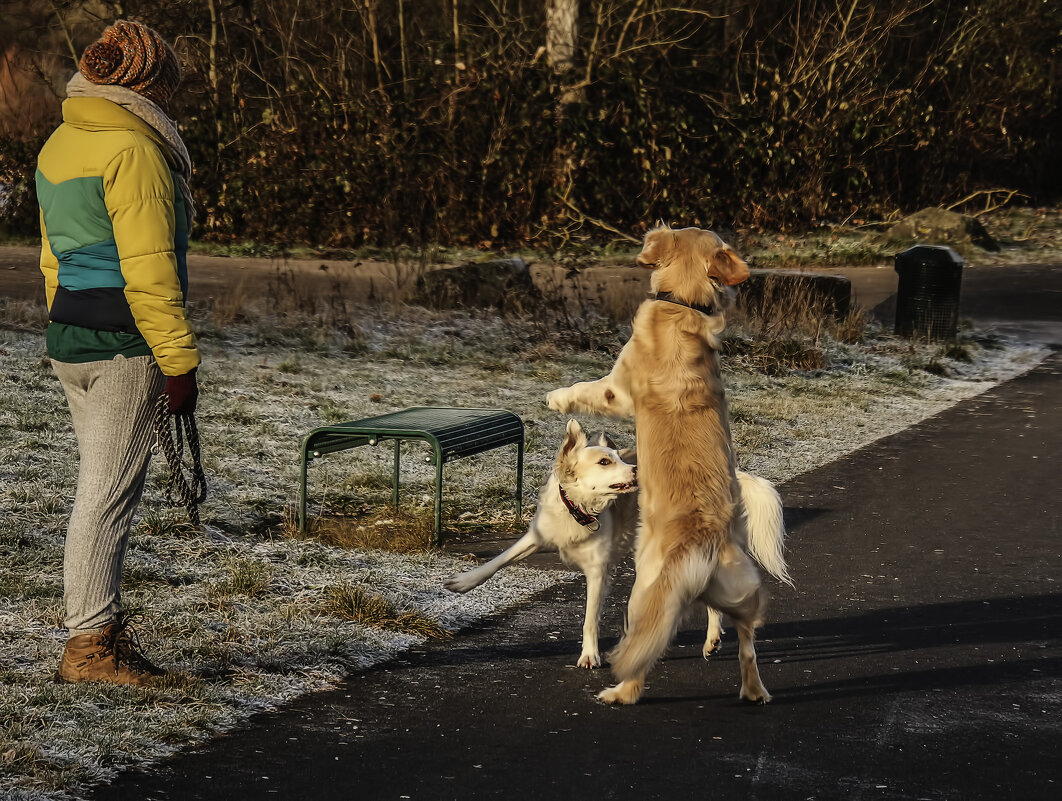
736, 471, 792, 586
608, 548, 717, 682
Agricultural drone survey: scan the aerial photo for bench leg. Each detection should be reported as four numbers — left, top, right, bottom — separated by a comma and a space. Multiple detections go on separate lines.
392, 439, 401, 508
298, 450, 311, 533
432, 446, 444, 545
515, 442, 524, 523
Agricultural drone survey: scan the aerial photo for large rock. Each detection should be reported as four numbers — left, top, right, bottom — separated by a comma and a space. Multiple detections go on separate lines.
883, 207, 999, 252
413, 258, 541, 313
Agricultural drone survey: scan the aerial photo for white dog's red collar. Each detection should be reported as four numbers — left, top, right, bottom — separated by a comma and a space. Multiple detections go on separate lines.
559, 485, 599, 529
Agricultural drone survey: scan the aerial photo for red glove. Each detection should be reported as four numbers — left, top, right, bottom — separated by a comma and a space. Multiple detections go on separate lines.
165, 369, 199, 415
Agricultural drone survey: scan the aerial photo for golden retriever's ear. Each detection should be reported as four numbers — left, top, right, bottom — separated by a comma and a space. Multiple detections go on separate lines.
709, 247, 750, 286
637, 226, 673, 269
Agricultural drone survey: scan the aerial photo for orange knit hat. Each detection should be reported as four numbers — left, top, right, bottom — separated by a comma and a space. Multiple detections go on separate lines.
79, 20, 181, 108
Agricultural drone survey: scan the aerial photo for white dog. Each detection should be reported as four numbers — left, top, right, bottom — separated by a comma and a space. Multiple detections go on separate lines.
445, 419, 790, 671
446, 419, 638, 669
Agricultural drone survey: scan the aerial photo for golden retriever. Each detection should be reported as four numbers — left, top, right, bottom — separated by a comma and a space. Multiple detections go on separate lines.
546, 225, 778, 705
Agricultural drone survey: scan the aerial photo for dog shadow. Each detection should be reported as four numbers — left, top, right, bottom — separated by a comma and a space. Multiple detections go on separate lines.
427, 591, 1061, 708
780, 504, 831, 531
659, 592, 1062, 704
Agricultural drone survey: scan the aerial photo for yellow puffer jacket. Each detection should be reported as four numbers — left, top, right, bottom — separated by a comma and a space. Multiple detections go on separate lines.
36, 96, 199, 376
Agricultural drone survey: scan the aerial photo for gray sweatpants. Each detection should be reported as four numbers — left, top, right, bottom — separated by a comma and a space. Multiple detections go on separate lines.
51, 354, 165, 635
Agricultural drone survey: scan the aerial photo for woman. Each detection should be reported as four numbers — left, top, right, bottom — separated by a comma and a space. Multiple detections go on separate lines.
36, 20, 200, 686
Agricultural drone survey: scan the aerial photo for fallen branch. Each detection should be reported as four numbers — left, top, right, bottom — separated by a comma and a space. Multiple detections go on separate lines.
945, 188, 1027, 215
559, 194, 640, 243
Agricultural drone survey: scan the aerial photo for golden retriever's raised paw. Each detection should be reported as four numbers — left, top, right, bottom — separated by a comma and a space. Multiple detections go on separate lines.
596, 679, 644, 705
545, 388, 570, 412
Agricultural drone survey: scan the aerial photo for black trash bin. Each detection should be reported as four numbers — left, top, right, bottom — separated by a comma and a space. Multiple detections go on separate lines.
894, 245, 963, 341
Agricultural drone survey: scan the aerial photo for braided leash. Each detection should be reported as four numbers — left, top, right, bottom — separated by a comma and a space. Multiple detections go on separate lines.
152, 393, 207, 527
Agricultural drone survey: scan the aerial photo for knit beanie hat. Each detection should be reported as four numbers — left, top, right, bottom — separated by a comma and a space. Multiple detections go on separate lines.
78, 20, 181, 108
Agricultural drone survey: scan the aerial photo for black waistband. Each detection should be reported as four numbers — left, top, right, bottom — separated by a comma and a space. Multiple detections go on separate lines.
49, 285, 139, 334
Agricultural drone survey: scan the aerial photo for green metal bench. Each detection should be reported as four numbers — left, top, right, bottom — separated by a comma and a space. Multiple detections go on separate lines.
298, 406, 525, 542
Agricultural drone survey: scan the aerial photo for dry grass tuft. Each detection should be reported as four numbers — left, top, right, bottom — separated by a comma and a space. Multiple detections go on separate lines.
0, 298, 48, 333
190, 265, 370, 354
322, 583, 451, 639
139, 509, 201, 539
722, 337, 827, 374
281, 500, 437, 554
732, 272, 864, 340
722, 272, 870, 373
828, 309, 870, 344
300, 509, 437, 554
145, 672, 210, 697
208, 560, 274, 599
203, 275, 252, 327
938, 340, 974, 363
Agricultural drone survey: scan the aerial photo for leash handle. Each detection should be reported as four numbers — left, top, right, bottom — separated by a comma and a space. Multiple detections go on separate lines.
153, 393, 208, 527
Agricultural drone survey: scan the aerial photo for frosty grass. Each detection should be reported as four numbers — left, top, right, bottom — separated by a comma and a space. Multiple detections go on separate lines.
0, 304, 1048, 799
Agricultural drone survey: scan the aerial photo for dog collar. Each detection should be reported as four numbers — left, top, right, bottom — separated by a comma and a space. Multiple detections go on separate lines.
558, 485, 599, 529
649, 291, 717, 316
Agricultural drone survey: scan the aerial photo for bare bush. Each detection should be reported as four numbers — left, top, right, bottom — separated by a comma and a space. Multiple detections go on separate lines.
1, 1, 1058, 246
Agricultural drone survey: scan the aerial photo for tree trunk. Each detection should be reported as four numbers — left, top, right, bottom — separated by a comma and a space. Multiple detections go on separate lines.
545, 0, 578, 73
546, 0, 581, 108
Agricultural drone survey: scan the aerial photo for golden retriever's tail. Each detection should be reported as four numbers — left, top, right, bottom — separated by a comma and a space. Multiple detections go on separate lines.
737, 471, 793, 586
608, 547, 717, 682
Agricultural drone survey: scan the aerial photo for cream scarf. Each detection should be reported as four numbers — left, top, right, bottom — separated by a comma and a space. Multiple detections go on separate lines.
65, 72, 196, 230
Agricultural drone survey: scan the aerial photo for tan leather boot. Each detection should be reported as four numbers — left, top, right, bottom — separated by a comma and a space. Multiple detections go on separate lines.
57, 619, 166, 686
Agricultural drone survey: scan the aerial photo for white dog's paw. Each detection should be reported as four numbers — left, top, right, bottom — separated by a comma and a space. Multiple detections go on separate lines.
577, 651, 601, 669
443, 574, 475, 594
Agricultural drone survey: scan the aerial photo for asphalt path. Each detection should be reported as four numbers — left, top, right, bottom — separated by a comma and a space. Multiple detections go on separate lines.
91, 274, 1062, 799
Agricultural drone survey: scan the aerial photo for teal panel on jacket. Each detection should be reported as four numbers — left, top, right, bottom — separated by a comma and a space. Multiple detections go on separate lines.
34, 170, 112, 253
171, 170, 189, 298
172, 172, 188, 237
56, 239, 125, 290
175, 230, 189, 298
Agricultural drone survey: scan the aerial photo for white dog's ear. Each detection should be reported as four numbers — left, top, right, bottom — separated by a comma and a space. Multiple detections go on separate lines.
561, 419, 586, 457
591, 431, 618, 449
558, 419, 587, 479
707, 244, 750, 286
